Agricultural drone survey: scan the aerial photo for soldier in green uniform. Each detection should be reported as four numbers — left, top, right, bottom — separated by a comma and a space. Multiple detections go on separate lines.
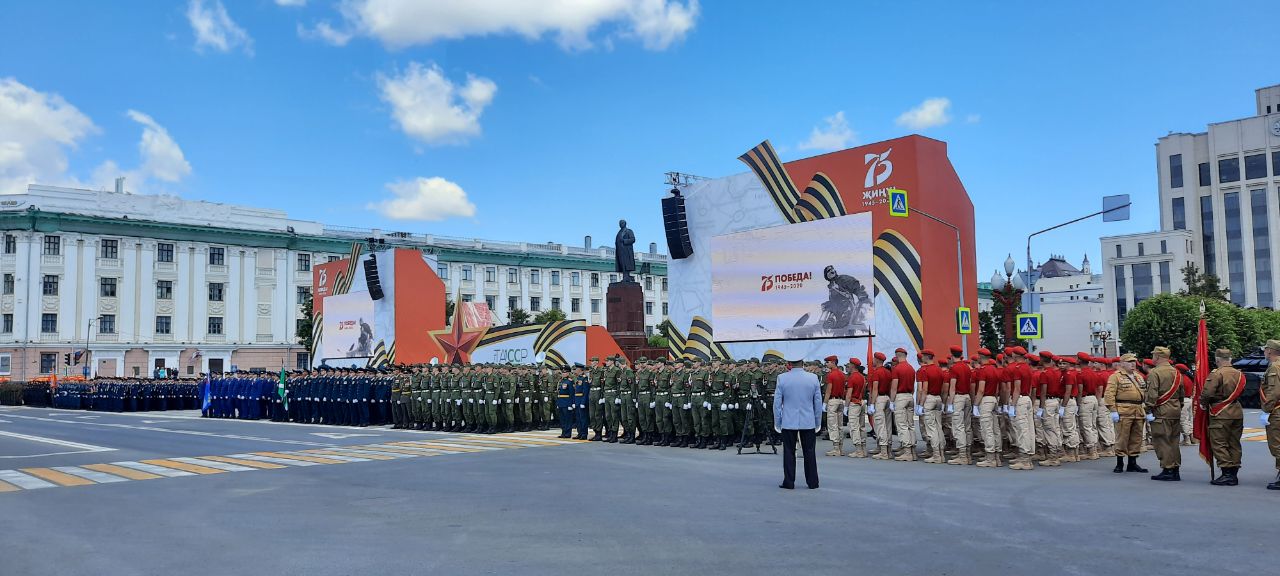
588, 357, 605, 441
764, 359, 781, 445
406, 369, 421, 429
707, 360, 729, 450
601, 356, 621, 442
636, 359, 655, 445
518, 365, 535, 431
478, 364, 496, 434
619, 357, 638, 443
499, 364, 516, 432
1145, 346, 1183, 481
449, 365, 464, 432
689, 359, 710, 449
673, 360, 694, 447
390, 370, 406, 429
541, 366, 557, 430
652, 360, 673, 446
1260, 340, 1280, 490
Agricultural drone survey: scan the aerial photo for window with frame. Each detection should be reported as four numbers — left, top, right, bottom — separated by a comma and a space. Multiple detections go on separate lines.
609, 274, 618, 284
207, 316, 224, 335
1218, 157, 1240, 183
1198, 162, 1211, 187
100, 277, 117, 297
571, 271, 581, 286
662, 277, 668, 291
644, 277, 653, 291
530, 270, 541, 284
1115, 244, 1122, 258
3, 234, 14, 254
645, 301, 654, 315
508, 296, 518, 311
157, 242, 174, 263
2, 314, 12, 333
156, 280, 173, 300
591, 298, 600, 313
327, 255, 341, 263
43, 235, 60, 255
296, 352, 310, 371
461, 294, 473, 303
1168, 154, 1183, 188
208, 282, 224, 302
41, 313, 57, 333
551, 271, 561, 286
2, 273, 12, 295
662, 302, 669, 316
98, 314, 116, 334
208, 247, 225, 265
155, 315, 172, 334
1171, 197, 1185, 230
296, 318, 306, 336
485, 267, 496, 283
297, 253, 311, 272
40, 353, 56, 374
42, 275, 58, 296
437, 264, 449, 279
485, 295, 496, 310
551, 297, 561, 310
1160, 240, 1167, 254
1273, 151, 1280, 177
100, 239, 118, 259
571, 298, 580, 313
530, 297, 542, 312
461, 265, 473, 281
1137, 242, 1144, 256
590, 273, 599, 288
508, 268, 518, 283
297, 286, 311, 303
1244, 153, 1267, 180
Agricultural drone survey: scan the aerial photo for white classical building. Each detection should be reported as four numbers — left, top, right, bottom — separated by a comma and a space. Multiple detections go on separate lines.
0, 184, 668, 380
1024, 255, 1108, 356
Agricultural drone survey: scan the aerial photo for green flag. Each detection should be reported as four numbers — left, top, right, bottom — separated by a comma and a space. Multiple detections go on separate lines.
278, 367, 288, 410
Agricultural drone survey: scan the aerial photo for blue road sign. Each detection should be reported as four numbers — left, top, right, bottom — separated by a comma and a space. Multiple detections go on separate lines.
889, 188, 909, 218
957, 307, 973, 334
1016, 313, 1042, 339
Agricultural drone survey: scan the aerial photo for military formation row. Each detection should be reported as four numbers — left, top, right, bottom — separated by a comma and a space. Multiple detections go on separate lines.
43, 380, 201, 412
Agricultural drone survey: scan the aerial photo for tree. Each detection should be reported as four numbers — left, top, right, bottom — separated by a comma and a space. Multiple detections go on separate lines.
988, 291, 1026, 351
656, 318, 675, 339
296, 293, 315, 354
1178, 263, 1230, 301
647, 334, 669, 349
507, 307, 531, 326
533, 308, 567, 324
1119, 294, 1244, 360
978, 310, 1001, 353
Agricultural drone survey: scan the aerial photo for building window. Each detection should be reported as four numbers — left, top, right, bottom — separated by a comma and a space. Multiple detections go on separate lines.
41, 313, 57, 333
1132, 263, 1153, 307
551, 297, 561, 311
99, 277, 117, 297
1137, 242, 1144, 256
2, 273, 12, 295
297, 286, 311, 303
2, 314, 11, 333
327, 255, 340, 263
1245, 153, 1267, 180
204, 316, 222, 335
156, 280, 173, 300
645, 301, 654, 315
208, 247, 224, 265
3, 234, 14, 254
1253, 189, 1272, 306
530, 270, 541, 284
645, 276, 653, 291
571, 298, 581, 313
1171, 197, 1185, 230
551, 271, 561, 286
485, 295, 496, 311
1114, 244, 1122, 258
100, 239, 118, 259
437, 264, 449, 280
1223, 191, 1244, 305
297, 253, 311, 272
1218, 157, 1240, 183
1114, 266, 1127, 324
1160, 240, 1167, 254
296, 318, 307, 335
530, 297, 541, 312
98, 314, 116, 334
662, 302, 669, 316
590, 273, 600, 288
1198, 162, 1211, 187
157, 242, 174, 263
296, 352, 310, 371
461, 294, 473, 303
610, 274, 618, 284
571, 271, 581, 286
662, 278, 668, 291
1168, 154, 1183, 188
40, 353, 56, 374
508, 296, 518, 311
485, 267, 496, 283
461, 265, 473, 281
1159, 261, 1171, 294
43, 235, 60, 255
1201, 196, 1216, 275
208, 282, 224, 302
591, 298, 600, 313
1273, 152, 1280, 177
156, 316, 172, 335
42, 275, 58, 296
508, 268, 518, 284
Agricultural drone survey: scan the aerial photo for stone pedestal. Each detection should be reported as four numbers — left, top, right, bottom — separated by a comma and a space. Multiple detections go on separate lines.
606, 281, 647, 352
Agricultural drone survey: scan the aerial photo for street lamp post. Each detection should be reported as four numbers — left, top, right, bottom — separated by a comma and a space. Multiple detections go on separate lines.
913, 206, 969, 357
81, 316, 100, 379
1090, 320, 1116, 357
990, 255, 1025, 346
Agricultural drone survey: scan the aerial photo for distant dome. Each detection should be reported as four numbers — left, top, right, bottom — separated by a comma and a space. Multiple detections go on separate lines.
1036, 254, 1082, 279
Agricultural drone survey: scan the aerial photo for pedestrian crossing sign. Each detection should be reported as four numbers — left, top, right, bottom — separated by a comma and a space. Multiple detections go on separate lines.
956, 307, 972, 334
888, 188, 908, 218
1016, 313, 1042, 339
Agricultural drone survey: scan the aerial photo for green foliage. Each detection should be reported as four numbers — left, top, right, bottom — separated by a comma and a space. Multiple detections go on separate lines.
647, 334, 669, 348
656, 318, 674, 339
978, 310, 1002, 353
988, 286, 1026, 350
1118, 294, 1280, 361
533, 308, 567, 324
507, 307, 531, 325
296, 292, 315, 353
1178, 263, 1230, 300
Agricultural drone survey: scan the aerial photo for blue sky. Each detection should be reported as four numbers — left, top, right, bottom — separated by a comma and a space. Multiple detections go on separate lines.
2, 0, 1278, 278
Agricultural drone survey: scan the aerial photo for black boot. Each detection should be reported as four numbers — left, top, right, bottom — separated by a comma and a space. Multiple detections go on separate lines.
606, 431, 618, 443
1211, 467, 1239, 486
693, 436, 704, 449
590, 430, 602, 441
1267, 472, 1280, 490
1151, 468, 1178, 481
1126, 456, 1148, 473
637, 432, 649, 446
1113, 456, 1125, 473
718, 435, 728, 450
673, 435, 686, 448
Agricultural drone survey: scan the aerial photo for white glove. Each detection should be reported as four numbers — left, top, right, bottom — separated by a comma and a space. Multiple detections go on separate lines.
1058, 407, 1065, 417
664, 402, 672, 408
842, 407, 849, 416
455, 400, 462, 405
1036, 408, 1044, 419
867, 405, 876, 415
568, 405, 575, 411
543, 396, 549, 402
614, 398, 621, 405
683, 403, 691, 410
1144, 413, 1155, 422
914, 405, 924, 416
972, 406, 980, 418
1110, 412, 1120, 423
468, 398, 474, 404
506, 399, 513, 404
945, 404, 954, 414
746, 404, 752, 411
1261, 412, 1270, 426
598, 399, 605, 405
703, 401, 712, 410
491, 400, 498, 405
524, 397, 530, 403
823, 404, 829, 414
889, 402, 896, 411
719, 403, 727, 411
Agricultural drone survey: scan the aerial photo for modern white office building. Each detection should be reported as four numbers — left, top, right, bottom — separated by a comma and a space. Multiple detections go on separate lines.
0, 184, 668, 380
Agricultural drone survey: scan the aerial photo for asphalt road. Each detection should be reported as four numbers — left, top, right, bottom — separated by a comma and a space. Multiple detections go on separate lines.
1, 405, 1275, 576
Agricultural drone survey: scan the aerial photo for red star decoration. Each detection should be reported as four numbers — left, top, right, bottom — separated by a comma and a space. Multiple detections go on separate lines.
427, 303, 485, 364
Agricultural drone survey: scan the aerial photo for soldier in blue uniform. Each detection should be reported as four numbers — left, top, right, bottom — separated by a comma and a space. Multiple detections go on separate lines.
573, 363, 590, 440
556, 368, 576, 438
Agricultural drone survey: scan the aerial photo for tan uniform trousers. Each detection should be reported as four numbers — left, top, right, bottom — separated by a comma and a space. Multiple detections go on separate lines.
1062, 398, 1080, 449
873, 395, 891, 448
1079, 395, 1101, 448
922, 394, 944, 454
1096, 397, 1117, 447
1207, 417, 1243, 469
950, 395, 973, 448
1115, 416, 1145, 457
1013, 396, 1035, 454
1180, 399, 1194, 439
978, 396, 1001, 454
1041, 398, 1063, 454
825, 398, 845, 445
846, 402, 866, 446
892, 393, 916, 449
1267, 414, 1280, 471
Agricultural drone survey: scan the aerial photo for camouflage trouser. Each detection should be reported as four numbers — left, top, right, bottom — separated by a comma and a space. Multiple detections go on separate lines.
654, 395, 673, 434
605, 394, 621, 433
691, 393, 708, 436
621, 395, 637, 434
464, 395, 478, 424
589, 389, 604, 431
637, 394, 655, 433
481, 393, 496, 426
674, 399, 692, 436
521, 391, 534, 425
502, 395, 516, 426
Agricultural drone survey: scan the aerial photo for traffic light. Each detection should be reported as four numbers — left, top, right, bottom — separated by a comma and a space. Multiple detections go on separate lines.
63, 353, 71, 366
73, 350, 84, 364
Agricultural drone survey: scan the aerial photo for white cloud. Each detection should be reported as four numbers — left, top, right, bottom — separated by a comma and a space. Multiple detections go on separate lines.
0, 77, 98, 194
368, 177, 477, 221
125, 110, 191, 183
298, 21, 353, 46
187, 0, 253, 55
895, 97, 952, 130
338, 0, 698, 51
377, 62, 496, 145
965, 113, 981, 124
797, 111, 856, 152
275, 0, 307, 6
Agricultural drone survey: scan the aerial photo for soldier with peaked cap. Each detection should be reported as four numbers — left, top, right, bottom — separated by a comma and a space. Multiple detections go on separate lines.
1145, 346, 1182, 481
1105, 353, 1149, 474
1201, 348, 1244, 485
1260, 340, 1280, 490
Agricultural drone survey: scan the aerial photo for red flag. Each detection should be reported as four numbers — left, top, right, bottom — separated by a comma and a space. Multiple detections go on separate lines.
1193, 303, 1212, 466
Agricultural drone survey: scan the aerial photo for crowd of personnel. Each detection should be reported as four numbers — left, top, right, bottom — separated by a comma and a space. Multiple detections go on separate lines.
43, 380, 201, 411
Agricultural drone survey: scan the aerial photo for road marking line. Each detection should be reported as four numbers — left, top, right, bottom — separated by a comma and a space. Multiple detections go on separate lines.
111, 461, 196, 478
20, 467, 96, 486
400, 441, 496, 451
358, 444, 446, 456
344, 445, 428, 456
280, 451, 370, 463
171, 457, 256, 472
370, 443, 454, 455
0, 429, 116, 452
196, 456, 287, 470
250, 451, 348, 465
304, 449, 397, 461
316, 448, 412, 459
229, 454, 321, 467
81, 463, 162, 480
457, 436, 564, 447
1, 413, 336, 448
51, 466, 129, 484
0, 470, 57, 489
0, 479, 18, 492
140, 459, 226, 475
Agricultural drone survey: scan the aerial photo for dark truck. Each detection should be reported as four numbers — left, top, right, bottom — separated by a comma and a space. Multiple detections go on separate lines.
1232, 348, 1268, 409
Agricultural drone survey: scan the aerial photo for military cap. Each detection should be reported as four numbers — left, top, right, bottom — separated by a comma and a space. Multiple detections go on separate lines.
590, 356, 600, 361
824, 355, 839, 363
1063, 357, 1077, 365
1119, 353, 1138, 362
1026, 355, 1039, 364
996, 353, 1005, 361
1003, 346, 1014, 355
1266, 339, 1280, 352
1013, 346, 1028, 356
1077, 352, 1092, 362
1038, 350, 1054, 359
873, 352, 887, 361
1142, 358, 1155, 367
970, 355, 979, 362
1151, 346, 1171, 357
949, 345, 963, 356
894, 347, 907, 354
921, 349, 935, 358
977, 348, 991, 357
749, 357, 759, 363
573, 362, 586, 369
848, 357, 861, 366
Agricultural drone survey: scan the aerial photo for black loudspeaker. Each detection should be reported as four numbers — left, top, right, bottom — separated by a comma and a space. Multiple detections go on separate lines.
363, 257, 384, 301
662, 194, 693, 259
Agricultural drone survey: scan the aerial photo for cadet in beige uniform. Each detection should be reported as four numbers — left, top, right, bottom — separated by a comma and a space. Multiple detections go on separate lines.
1261, 340, 1280, 491
1104, 353, 1149, 474
1144, 347, 1182, 482
1200, 349, 1244, 486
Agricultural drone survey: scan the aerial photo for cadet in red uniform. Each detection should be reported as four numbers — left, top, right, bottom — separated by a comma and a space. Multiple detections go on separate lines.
1036, 352, 1065, 466
1008, 350, 1037, 470
975, 349, 1004, 467
822, 355, 848, 456
843, 358, 868, 457
915, 350, 947, 463
889, 348, 917, 461
1176, 363, 1196, 445
944, 346, 974, 464
868, 352, 893, 459
1059, 357, 1081, 462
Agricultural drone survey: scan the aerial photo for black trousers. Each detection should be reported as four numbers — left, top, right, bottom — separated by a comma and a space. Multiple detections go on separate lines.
781, 428, 819, 488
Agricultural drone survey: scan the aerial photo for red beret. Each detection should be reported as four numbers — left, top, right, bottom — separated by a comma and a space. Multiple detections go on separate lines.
938, 359, 949, 366
1064, 357, 1078, 365
984, 359, 997, 366
873, 352, 887, 361
922, 349, 935, 357
1026, 355, 1039, 363
824, 355, 839, 363
977, 348, 991, 357
996, 353, 1005, 361
970, 355, 979, 362
1013, 347, 1028, 356
1039, 350, 1054, 359
895, 347, 908, 354
1003, 347, 1014, 355
1077, 352, 1092, 362
949, 345, 964, 355
848, 358, 861, 366
1175, 363, 1188, 372
1143, 359, 1155, 367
